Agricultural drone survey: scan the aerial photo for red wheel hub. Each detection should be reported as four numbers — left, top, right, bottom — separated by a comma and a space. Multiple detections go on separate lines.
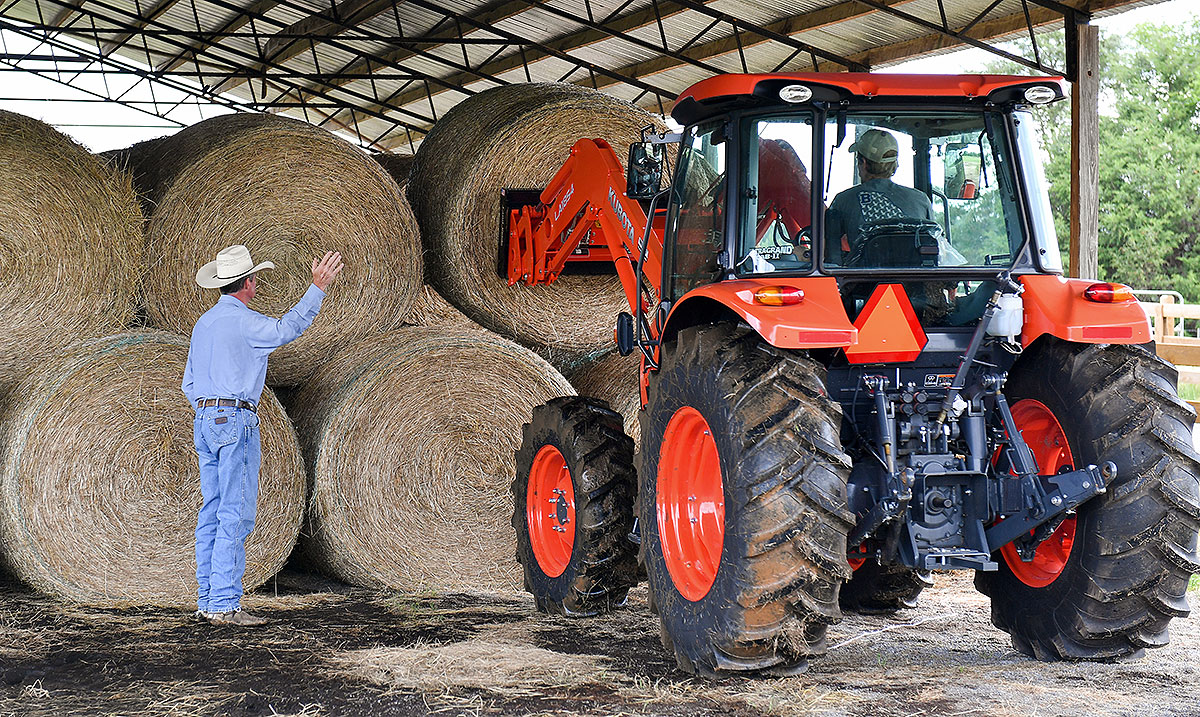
526, 444, 575, 578
1001, 399, 1077, 588
657, 406, 725, 602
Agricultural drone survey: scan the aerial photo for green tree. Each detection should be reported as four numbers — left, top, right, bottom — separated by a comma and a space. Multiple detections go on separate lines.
1096, 19, 1200, 299
980, 19, 1200, 299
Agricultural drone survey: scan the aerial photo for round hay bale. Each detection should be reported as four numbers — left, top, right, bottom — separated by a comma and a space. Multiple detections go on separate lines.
400, 285, 487, 333
407, 83, 665, 366
99, 135, 167, 218
0, 331, 305, 605
138, 113, 424, 386
290, 327, 575, 593
566, 350, 642, 447
372, 151, 415, 188
0, 110, 143, 388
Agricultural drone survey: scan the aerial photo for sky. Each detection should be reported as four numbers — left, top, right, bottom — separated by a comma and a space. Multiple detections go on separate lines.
0, 0, 1196, 152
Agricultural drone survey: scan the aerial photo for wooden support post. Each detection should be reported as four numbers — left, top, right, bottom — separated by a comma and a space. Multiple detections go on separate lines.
1069, 21, 1100, 280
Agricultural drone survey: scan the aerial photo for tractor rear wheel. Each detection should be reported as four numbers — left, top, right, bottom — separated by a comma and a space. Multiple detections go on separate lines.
513, 396, 638, 616
840, 559, 933, 614
638, 325, 854, 676
976, 339, 1200, 660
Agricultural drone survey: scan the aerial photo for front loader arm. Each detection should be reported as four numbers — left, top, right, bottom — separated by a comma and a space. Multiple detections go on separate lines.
506, 138, 664, 323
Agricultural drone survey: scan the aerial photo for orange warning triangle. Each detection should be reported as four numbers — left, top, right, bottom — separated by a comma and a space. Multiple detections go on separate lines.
844, 284, 927, 364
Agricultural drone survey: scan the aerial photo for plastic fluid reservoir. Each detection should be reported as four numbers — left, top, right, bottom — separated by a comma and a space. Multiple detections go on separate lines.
987, 293, 1024, 343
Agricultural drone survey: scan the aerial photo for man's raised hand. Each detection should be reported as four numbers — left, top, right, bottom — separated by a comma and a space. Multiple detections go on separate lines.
312, 251, 344, 291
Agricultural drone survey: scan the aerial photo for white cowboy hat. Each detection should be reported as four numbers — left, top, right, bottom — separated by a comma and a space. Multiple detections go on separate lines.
196, 245, 275, 289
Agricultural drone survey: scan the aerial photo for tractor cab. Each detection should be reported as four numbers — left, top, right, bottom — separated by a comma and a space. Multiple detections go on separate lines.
650, 74, 1067, 330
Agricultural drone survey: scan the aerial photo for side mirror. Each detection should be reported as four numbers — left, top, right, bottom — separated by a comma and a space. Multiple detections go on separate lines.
615, 312, 635, 356
626, 142, 665, 200
944, 143, 982, 200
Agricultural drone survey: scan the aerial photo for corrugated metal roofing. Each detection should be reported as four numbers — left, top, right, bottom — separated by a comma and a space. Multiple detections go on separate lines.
0, 0, 1169, 150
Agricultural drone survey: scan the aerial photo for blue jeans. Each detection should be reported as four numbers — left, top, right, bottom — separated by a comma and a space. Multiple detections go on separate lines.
193, 405, 261, 613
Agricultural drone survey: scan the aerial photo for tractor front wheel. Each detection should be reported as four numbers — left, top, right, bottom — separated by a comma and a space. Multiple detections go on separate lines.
513, 397, 638, 616
976, 339, 1200, 660
638, 325, 854, 676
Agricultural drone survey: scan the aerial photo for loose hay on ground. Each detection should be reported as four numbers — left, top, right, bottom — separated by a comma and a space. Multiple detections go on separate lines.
288, 327, 575, 593
131, 113, 424, 386
565, 350, 642, 446
0, 331, 305, 605
407, 83, 664, 367
333, 638, 606, 695
0, 111, 143, 388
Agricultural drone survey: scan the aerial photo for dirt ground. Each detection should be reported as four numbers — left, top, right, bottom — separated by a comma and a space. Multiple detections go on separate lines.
0, 569, 1197, 717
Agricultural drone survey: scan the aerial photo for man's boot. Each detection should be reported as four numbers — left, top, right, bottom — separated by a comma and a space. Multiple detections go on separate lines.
208, 609, 270, 626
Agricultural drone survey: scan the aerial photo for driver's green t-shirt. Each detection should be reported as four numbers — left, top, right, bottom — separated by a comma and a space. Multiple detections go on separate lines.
825, 178, 934, 263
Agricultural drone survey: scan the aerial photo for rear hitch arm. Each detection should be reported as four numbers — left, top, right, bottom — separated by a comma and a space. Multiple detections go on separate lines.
983, 461, 1114, 554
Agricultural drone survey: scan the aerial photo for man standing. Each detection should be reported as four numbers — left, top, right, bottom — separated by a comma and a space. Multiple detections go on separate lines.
183, 245, 343, 626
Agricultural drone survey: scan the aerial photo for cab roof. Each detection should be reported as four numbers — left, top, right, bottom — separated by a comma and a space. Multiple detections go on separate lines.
671, 73, 1068, 126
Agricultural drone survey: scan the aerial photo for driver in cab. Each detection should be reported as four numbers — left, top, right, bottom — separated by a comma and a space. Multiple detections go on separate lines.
825, 128, 933, 265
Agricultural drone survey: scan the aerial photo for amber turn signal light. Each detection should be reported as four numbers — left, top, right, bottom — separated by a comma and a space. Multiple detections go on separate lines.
1082, 282, 1136, 303
753, 286, 804, 306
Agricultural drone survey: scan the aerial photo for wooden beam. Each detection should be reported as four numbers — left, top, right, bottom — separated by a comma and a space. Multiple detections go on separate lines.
204, 0, 397, 93
259, 0, 392, 62
158, 0, 283, 72
98, 0, 184, 55
376, 0, 897, 117
829, 0, 1150, 70
341, 0, 693, 106
625, 0, 1148, 116
254, 0, 537, 96
49, 2, 82, 26
1069, 22, 1099, 279
336, 0, 702, 130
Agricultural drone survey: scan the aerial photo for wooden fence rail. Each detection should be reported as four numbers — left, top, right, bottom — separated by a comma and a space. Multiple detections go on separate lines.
1139, 293, 1200, 419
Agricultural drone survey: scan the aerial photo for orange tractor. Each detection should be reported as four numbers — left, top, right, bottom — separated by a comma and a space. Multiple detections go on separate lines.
506, 74, 1200, 676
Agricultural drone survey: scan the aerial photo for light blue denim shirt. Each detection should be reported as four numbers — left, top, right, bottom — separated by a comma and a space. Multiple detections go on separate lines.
182, 284, 325, 406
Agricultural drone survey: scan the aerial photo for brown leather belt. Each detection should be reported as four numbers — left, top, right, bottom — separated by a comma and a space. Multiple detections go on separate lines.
197, 398, 257, 413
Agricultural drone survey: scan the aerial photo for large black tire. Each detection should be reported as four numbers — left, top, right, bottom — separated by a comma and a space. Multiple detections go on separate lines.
638, 325, 855, 676
513, 396, 638, 616
840, 560, 933, 614
976, 339, 1200, 660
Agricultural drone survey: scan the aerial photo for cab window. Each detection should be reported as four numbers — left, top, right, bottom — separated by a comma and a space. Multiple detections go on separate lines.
666, 122, 727, 300
737, 116, 815, 274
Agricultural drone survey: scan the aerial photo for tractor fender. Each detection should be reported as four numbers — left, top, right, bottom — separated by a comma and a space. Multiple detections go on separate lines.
663, 278, 857, 349
1019, 274, 1150, 346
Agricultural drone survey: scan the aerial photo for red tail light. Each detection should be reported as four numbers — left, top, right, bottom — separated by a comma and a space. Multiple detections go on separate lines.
753, 286, 804, 306
1083, 282, 1136, 303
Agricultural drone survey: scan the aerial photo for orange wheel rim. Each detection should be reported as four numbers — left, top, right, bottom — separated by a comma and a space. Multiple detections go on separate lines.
656, 406, 725, 602
1001, 399, 1077, 588
526, 444, 575, 578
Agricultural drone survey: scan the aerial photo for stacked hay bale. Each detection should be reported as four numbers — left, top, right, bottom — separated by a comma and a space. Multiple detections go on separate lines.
400, 284, 488, 333
373, 151, 415, 188
0, 332, 305, 605
565, 351, 642, 447
0, 111, 143, 389
407, 83, 664, 369
289, 328, 575, 593
130, 113, 424, 386
279, 85, 665, 593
